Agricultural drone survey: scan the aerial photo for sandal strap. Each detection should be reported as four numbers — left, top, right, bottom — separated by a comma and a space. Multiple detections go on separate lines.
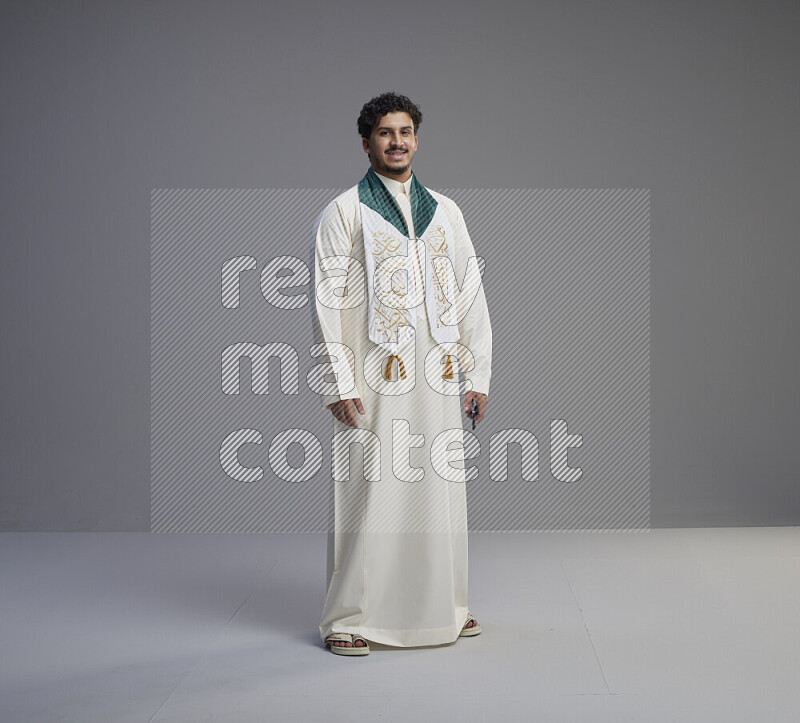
325, 633, 353, 643
326, 632, 370, 643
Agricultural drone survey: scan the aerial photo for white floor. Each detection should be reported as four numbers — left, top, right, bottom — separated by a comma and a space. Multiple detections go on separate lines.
1, 528, 798, 722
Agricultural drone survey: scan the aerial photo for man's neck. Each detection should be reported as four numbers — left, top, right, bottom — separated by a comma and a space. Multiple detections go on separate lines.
371, 165, 411, 183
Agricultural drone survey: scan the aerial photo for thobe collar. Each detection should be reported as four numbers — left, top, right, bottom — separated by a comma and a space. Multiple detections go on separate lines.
374, 170, 412, 199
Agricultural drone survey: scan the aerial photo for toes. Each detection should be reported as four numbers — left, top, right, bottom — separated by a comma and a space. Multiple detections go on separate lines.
328, 636, 366, 649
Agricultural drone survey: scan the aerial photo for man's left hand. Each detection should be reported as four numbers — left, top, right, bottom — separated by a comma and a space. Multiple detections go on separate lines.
463, 391, 488, 425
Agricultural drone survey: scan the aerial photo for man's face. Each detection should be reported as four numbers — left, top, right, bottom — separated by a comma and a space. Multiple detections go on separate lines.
362, 111, 418, 180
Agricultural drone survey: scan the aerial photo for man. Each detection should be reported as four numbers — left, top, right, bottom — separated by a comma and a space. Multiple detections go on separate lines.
310, 92, 492, 655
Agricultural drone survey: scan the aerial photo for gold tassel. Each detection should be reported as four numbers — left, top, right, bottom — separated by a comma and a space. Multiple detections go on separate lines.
384, 354, 407, 381
442, 354, 454, 380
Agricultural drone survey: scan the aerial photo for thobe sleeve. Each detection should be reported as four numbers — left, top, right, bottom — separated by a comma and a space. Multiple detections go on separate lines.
310, 199, 361, 411
453, 204, 493, 396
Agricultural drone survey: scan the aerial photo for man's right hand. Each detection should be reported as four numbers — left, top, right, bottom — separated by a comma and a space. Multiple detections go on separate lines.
330, 398, 365, 428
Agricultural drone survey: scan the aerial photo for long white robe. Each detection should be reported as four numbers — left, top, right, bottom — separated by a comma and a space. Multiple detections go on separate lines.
310, 171, 492, 647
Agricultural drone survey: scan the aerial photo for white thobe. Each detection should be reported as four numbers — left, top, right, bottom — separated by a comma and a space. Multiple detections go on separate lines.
310, 170, 493, 647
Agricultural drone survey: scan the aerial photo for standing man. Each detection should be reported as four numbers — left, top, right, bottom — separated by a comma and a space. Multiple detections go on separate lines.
310, 92, 492, 655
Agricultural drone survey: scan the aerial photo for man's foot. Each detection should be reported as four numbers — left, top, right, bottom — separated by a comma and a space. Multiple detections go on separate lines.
459, 613, 482, 637
329, 638, 368, 649
324, 633, 370, 655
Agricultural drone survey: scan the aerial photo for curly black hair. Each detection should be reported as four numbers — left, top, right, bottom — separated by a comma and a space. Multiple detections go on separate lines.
357, 92, 422, 140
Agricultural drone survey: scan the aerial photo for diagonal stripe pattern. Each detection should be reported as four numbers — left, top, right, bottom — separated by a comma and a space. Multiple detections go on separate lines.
151, 188, 650, 533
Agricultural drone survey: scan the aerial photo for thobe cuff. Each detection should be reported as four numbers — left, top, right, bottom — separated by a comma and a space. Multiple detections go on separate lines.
465, 376, 490, 397
321, 387, 362, 411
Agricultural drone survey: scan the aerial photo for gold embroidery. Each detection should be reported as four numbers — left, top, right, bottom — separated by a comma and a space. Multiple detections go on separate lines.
425, 226, 453, 329
372, 230, 412, 342
372, 231, 402, 255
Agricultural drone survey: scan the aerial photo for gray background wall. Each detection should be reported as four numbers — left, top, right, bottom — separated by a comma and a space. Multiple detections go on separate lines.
1, 0, 797, 530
